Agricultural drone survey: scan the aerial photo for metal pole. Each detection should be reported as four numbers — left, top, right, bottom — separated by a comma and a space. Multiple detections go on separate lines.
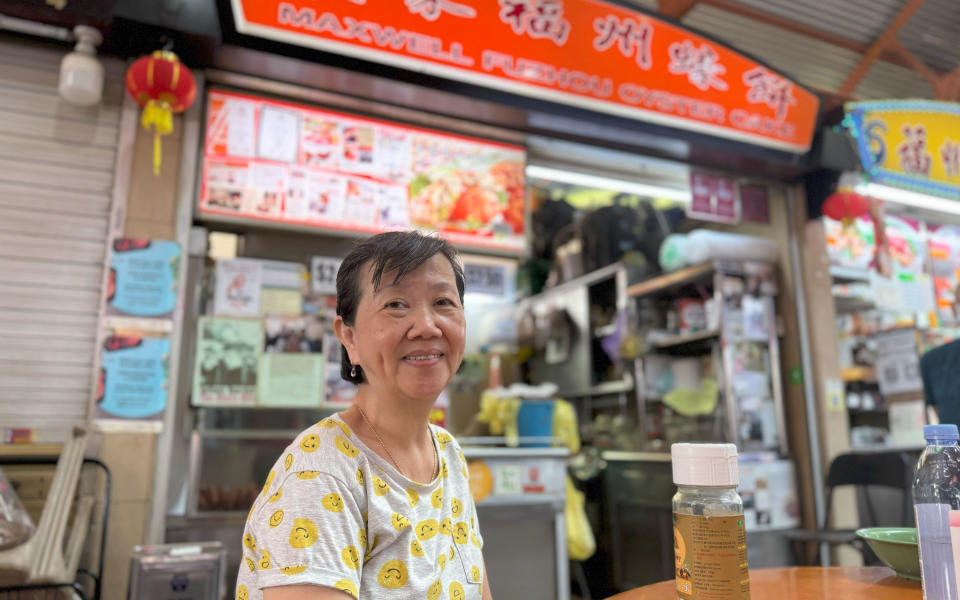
786, 185, 829, 565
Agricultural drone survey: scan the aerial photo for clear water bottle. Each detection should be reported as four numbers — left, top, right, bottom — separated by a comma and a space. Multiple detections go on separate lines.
914, 424, 960, 600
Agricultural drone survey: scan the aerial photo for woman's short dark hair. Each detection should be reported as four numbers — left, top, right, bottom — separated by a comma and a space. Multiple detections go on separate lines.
336, 231, 465, 384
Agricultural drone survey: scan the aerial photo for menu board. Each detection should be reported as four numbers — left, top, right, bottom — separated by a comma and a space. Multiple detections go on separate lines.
200, 90, 527, 253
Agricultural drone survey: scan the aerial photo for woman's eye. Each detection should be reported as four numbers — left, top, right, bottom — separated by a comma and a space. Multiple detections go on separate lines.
385, 301, 406, 310
436, 298, 457, 307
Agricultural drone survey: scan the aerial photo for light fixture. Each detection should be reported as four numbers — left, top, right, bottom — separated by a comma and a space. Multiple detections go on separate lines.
59, 25, 104, 107
526, 164, 691, 202
856, 182, 960, 216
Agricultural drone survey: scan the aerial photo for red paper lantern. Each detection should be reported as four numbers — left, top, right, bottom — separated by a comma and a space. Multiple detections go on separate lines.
822, 189, 871, 227
124, 50, 197, 175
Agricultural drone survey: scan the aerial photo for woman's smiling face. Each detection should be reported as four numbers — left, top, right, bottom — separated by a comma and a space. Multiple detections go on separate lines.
336, 254, 465, 403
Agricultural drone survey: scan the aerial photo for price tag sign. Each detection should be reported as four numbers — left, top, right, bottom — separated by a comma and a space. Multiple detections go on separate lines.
493, 464, 522, 496
464, 263, 506, 296
310, 256, 342, 295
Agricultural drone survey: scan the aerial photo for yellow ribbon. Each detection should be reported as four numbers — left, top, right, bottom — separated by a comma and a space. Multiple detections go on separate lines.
141, 99, 173, 176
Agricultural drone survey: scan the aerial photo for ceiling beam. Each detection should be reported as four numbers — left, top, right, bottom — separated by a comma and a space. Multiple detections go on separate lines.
837, 0, 928, 97
699, 0, 947, 80
657, 0, 700, 20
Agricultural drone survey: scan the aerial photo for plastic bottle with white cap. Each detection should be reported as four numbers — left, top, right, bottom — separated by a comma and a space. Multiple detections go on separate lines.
671, 443, 751, 600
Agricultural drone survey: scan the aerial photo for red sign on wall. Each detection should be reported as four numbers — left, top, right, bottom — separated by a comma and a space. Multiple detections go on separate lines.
688, 172, 738, 224
199, 90, 527, 253
230, 0, 820, 153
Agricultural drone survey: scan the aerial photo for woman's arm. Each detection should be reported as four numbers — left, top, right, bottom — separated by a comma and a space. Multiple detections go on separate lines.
482, 563, 493, 600
263, 586, 355, 600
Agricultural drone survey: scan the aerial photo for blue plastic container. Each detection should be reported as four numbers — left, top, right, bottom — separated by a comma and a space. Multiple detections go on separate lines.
517, 400, 555, 447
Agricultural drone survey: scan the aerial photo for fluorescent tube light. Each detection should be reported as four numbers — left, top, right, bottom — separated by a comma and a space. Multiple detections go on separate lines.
526, 165, 691, 202
856, 182, 960, 216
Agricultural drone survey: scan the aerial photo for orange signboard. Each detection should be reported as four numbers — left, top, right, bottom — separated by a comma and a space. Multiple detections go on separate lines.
231, 0, 820, 153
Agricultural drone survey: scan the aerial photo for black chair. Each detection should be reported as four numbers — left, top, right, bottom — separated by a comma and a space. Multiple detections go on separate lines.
785, 451, 914, 565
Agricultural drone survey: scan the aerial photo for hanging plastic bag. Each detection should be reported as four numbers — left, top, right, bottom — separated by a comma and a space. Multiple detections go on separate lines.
0, 466, 36, 551
565, 476, 596, 561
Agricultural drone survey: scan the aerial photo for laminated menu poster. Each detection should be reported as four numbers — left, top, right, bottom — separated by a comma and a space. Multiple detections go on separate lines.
192, 317, 262, 407
105, 239, 180, 320
200, 90, 526, 253
213, 258, 262, 317
93, 335, 170, 427
258, 353, 324, 408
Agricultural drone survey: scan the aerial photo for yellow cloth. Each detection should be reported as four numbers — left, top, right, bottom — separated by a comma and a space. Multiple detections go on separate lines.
663, 377, 718, 417
477, 391, 521, 447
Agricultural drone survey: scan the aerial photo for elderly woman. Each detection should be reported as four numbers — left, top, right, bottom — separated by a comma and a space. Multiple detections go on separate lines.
236, 231, 491, 600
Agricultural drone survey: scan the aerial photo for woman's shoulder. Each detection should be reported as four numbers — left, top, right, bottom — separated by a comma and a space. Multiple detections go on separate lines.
277, 414, 369, 485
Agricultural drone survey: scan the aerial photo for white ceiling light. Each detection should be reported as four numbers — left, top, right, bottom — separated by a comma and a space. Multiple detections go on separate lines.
526, 164, 692, 202
59, 25, 104, 107
856, 182, 960, 216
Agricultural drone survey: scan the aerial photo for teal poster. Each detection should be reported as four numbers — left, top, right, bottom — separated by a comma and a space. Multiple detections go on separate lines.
95, 336, 170, 420
107, 239, 180, 319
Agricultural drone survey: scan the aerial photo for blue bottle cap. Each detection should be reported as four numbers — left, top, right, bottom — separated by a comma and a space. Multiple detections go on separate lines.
924, 424, 959, 442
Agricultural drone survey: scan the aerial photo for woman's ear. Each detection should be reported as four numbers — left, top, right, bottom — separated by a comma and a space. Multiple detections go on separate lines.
333, 316, 356, 363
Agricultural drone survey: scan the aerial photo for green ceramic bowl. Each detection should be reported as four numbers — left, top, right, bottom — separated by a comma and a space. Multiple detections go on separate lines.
856, 527, 921, 581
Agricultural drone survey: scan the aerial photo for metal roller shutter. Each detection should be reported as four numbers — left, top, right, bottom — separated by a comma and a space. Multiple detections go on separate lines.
0, 35, 125, 438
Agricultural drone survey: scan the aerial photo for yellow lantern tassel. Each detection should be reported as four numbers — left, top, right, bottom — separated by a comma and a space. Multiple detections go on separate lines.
141, 99, 174, 176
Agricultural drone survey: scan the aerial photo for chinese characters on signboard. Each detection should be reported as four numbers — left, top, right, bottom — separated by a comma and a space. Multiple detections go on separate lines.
231, 0, 819, 153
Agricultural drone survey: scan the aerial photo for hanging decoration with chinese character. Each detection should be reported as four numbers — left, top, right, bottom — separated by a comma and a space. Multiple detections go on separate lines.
125, 50, 197, 176
844, 100, 960, 200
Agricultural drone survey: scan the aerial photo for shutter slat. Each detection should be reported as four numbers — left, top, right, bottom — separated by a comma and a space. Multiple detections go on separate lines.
0, 282, 100, 314
0, 232, 105, 264
0, 85, 122, 126
0, 257, 102, 288
0, 206, 109, 241
0, 375, 91, 390
0, 132, 116, 172
0, 107, 119, 148
0, 182, 110, 216
0, 156, 115, 195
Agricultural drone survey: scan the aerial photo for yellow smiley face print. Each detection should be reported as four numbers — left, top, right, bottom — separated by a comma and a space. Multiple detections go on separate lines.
364, 535, 379, 562
319, 418, 352, 438
245, 556, 255, 571
453, 521, 469, 545
471, 530, 481, 548
415, 519, 439, 541
406, 488, 420, 507
377, 560, 409, 589
450, 581, 465, 600
471, 565, 482, 582
284, 453, 293, 470
258, 550, 271, 570
436, 431, 453, 450
437, 553, 447, 569
356, 467, 364, 486
449, 545, 455, 560
431, 488, 443, 509
243, 533, 257, 553
411, 538, 424, 556
441, 459, 449, 479
268, 510, 284, 528
336, 435, 360, 458
428, 579, 443, 600
341, 545, 361, 569
322, 493, 345, 512
289, 518, 319, 549
262, 470, 276, 494
236, 584, 248, 600
280, 564, 308, 575
392, 512, 411, 531
268, 487, 283, 503
439, 518, 452, 536
373, 476, 390, 496
296, 470, 321, 480
358, 528, 367, 548
300, 433, 320, 453
451, 497, 462, 517
334, 578, 358, 598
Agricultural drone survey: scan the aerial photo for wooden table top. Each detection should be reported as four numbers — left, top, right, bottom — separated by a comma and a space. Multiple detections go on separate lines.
605, 567, 921, 600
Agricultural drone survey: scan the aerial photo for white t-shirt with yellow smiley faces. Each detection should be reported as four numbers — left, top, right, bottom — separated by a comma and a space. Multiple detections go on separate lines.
235, 413, 485, 600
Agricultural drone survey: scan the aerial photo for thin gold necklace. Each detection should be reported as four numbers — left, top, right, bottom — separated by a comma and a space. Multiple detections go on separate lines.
355, 405, 437, 484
